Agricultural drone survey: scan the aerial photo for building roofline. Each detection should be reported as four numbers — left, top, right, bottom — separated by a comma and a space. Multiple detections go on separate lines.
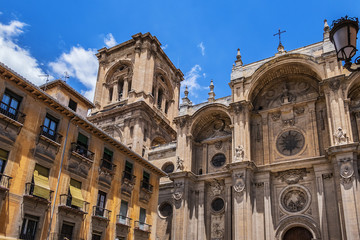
0, 61, 167, 177
39, 79, 96, 108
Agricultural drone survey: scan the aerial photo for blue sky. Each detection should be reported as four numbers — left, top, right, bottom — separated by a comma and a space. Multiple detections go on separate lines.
1, 0, 360, 104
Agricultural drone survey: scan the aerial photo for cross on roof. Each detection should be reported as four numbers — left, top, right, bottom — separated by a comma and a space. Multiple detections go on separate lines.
273, 28, 286, 45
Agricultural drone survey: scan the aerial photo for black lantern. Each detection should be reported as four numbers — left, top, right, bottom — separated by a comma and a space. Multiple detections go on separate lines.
330, 16, 360, 72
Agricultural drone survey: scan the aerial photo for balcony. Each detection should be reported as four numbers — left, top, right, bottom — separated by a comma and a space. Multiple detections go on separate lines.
139, 180, 153, 203
68, 143, 94, 178
98, 159, 117, 187
0, 101, 26, 125
0, 173, 12, 191
39, 125, 63, 145
121, 171, 136, 196
58, 194, 89, 215
92, 206, 111, 221
116, 215, 132, 227
134, 221, 152, 233
24, 182, 53, 204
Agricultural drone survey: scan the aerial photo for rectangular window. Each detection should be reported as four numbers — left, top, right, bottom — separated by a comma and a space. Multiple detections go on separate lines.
124, 161, 133, 180
0, 89, 22, 120
42, 114, 59, 141
32, 164, 50, 199
102, 148, 113, 170
118, 200, 129, 225
92, 232, 102, 240
139, 207, 146, 230
60, 221, 74, 240
69, 179, 84, 209
96, 191, 107, 217
68, 99, 77, 111
76, 133, 89, 157
20, 214, 39, 240
0, 148, 8, 174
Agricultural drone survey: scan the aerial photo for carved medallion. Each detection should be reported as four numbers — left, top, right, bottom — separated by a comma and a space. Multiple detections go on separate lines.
173, 182, 184, 201
339, 158, 354, 183
209, 179, 224, 196
233, 173, 245, 193
276, 130, 304, 156
279, 185, 310, 214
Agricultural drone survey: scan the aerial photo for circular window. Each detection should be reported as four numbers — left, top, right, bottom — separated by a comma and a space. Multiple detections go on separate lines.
211, 153, 226, 167
162, 162, 174, 173
158, 202, 173, 218
211, 198, 225, 212
276, 130, 305, 156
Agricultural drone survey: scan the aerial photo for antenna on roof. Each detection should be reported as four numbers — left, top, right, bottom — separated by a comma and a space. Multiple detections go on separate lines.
39, 74, 50, 90
64, 72, 70, 82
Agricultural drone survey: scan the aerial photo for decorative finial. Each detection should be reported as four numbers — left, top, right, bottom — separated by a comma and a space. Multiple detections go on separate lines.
235, 48, 243, 66
274, 29, 287, 55
181, 85, 192, 106
323, 19, 330, 40
184, 85, 189, 98
208, 79, 215, 103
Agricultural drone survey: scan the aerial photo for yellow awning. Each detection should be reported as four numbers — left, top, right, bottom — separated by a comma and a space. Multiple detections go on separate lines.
70, 179, 84, 208
33, 165, 50, 199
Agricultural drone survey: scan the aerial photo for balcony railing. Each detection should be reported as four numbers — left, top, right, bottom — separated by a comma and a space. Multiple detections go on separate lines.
122, 171, 136, 183
40, 125, 62, 144
92, 206, 111, 220
0, 173, 12, 190
141, 180, 153, 193
25, 182, 53, 202
59, 194, 89, 213
116, 215, 132, 226
134, 221, 152, 232
71, 142, 94, 161
100, 158, 116, 172
0, 101, 26, 124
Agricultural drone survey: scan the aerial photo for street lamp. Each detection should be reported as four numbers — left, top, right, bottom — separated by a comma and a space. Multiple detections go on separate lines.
330, 16, 360, 72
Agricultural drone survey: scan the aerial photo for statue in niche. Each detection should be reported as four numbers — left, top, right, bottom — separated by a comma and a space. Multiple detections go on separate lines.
176, 156, 184, 172
234, 145, 244, 161
333, 127, 349, 145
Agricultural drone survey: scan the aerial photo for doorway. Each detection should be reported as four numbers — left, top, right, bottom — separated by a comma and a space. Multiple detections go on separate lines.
283, 227, 312, 240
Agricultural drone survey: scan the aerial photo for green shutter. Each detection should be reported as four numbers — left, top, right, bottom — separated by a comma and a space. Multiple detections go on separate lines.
0, 149, 9, 161
77, 133, 88, 146
143, 171, 150, 181
104, 148, 113, 157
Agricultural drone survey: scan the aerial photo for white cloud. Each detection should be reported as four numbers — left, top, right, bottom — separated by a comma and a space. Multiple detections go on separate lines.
49, 46, 98, 101
198, 42, 205, 56
181, 64, 204, 98
0, 20, 47, 85
104, 33, 117, 48
161, 44, 168, 50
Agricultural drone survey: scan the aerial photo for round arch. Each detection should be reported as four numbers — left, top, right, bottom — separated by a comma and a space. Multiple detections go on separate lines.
247, 53, 324, 102
154, 67, 174, 99
151, 136, 167, 147
104, 59, 133, 83
345, 71, 360, 98
275, 216, 321, 240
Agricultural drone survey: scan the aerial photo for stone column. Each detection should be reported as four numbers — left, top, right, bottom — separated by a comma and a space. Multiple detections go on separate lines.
328, 144, 360, 240
123, 78, 129, 99
225, 177, 233, 240
112, 83, 118, 102
196, 181, 206, 240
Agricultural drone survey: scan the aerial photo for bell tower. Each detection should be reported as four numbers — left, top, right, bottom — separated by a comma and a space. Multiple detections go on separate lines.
89, 33, 183, 156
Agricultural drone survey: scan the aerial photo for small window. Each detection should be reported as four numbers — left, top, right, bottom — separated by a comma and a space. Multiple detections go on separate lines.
92, 232, 102, 240
102, 148, 113, 170
0, 148, 9, 174
211, 153, 226, 167
123, 161, 133, 180
20, 214, 39, 240
60, 221, 74, 240
42, 114, 59, 141
69, 179, 84, 209
142, 148, 145, 157
211, 198, 225, 212
139, 208, 146, 223
165, 101, 169, 114
118, 200, 129, 225
143, 171, 150, 183
0, 89, 22, 120
158, 202, 173, 218
32, 164, 51, 199
68, 99, 77, 111
162, 162, 174, 174
95, 191, 107, 217
157, 89, 163, 109
143, 129, 147, 142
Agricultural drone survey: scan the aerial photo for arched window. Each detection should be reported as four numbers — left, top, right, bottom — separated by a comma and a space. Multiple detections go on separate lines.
118, 80, 124, 100
157, 89, 163, 109
109, 87, 113, 101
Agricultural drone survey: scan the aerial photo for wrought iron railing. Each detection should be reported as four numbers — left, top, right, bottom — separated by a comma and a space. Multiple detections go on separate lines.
0, 173, 12, 189
71, 142, 94, 161
59, 194, 89, 213
0, 101, 26, 123
116, 214, 132, 226
100, 158, 116, 172
92, 206, 111, 220
40, 125, 62, 143
134, 221, 152, 232
141, 180, 153, 193
122, 171, 136, 183
25, 182, 53, 202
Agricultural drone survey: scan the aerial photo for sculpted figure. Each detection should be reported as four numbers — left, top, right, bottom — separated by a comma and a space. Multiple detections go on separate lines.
334, 127, 348, 145
176, 156, 184, 171
235, 145, 244, 161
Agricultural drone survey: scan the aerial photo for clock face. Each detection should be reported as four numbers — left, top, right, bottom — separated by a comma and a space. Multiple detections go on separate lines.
276, 130, 304, 156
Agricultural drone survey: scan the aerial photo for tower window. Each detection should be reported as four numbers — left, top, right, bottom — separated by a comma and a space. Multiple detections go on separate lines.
68, 99, 77, 111
157, 89, 163, 109
109, 87, 113, 101
165, 101, 169, 114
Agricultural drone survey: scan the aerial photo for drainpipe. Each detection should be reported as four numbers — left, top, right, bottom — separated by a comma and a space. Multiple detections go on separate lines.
47, 116, 74, 240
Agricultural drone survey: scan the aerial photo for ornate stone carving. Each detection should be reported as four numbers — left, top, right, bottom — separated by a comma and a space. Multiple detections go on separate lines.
294, 106, 305, 115
209, 179, 224, 196
176, 157, 184, 172
212, 222, 224, 239
276, 130, 305, 156
322, 173, 333, 179
271, 112, 281, 121
215, 141, 222, 150
254, 182, 264, 188
231, 102, 243, 114
276, 168, 307, 184
279, 185, 310, 214
280, 83, 296, 104
234, 145, 244, 162
329, 79, 340, 91
339, 158, 354, 184
282, 118, 295, 126
233, 173, 245, 193
333, 127, 349, 145
173, 182, 184, 201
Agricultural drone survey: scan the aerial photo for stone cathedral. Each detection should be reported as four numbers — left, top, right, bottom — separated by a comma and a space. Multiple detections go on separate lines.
89, 21, 360, 240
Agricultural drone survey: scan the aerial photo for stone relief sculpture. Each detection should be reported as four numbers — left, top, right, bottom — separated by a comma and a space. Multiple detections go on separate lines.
280, 185, 310, 214
339, 158, 354, 184
234, 145, 244, 162
209, 179, 224, 196
233, 173, 245, 193
276, 168, 308, 184
333, 127, 349, 145
173, 182, 184, 201
176, 156, 184, 172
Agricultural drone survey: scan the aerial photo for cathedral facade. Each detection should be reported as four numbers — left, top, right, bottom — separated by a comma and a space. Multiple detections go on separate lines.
90, 21, 360, 240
